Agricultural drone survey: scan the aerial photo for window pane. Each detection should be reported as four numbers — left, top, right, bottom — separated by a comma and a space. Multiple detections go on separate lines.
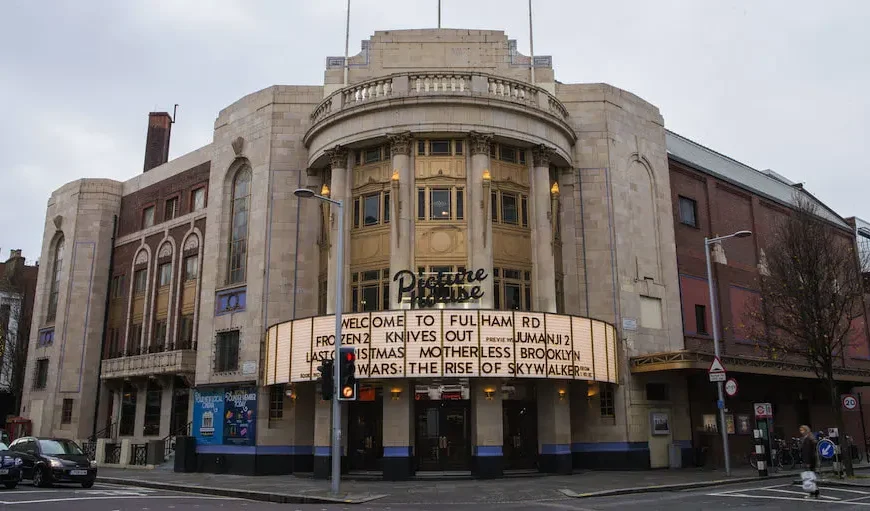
502, 194, 518, 224
362, 270, 380, 281
455, 141, 463, 155
524, 285, 531, 311
491, 191, 498, 221
352, 288, 359, 313
521, 196, 528, 227
384, 192, 390, 223
456, 188, 464, 220
164, 198, 177, 220
362, 285, 378, 312
193, 188, 205, 211
519, 150, 526, 165
505, 283, 521, 310
365, 148, 380, 163
134, 269, 147, 295
184, 256, 199, 281
354, 198, 360, 228
679, 197, 697, 227
494, 281, 501, 309
695, 304, 707, 334
500, 146, 517, 163
159, 263, 172, 287
504, 269, 521, 280
417, 141, 426, 155
430, 140, 450, 155
382, 283, 390, 310
417, 188, 426, 219
430, 189, 451, 219
233, 170, 251, 199
143, 206, 155, 228
364, 194, 380, 226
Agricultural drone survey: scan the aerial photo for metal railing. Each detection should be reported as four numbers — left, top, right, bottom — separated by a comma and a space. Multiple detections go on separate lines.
104, 443, 121, 464
104, 341, 198, 361
130, 444, 147, 466
163, 421, 192, 461
89, 422, 117, 441
82, 440, 96, 460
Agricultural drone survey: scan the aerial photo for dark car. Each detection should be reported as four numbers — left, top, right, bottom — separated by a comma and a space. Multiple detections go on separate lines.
0, 443, 23, 489
9, 437, 96, 488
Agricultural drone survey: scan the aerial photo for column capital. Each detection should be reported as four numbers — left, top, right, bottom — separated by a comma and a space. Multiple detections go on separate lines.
532, 144, 555, 168
325, 145, 349, 169
469, 131, 494, 156
387, 131, 413, 157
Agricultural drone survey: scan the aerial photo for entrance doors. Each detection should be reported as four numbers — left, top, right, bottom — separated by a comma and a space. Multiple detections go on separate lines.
415, 400, 471, 471
503, 400, 538, 470
348, 399, 383, 471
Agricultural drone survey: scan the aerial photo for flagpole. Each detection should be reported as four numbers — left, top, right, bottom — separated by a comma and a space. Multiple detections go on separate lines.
344, 0, 350, 86
528, 0, 535, 85
438, 0, 441, 28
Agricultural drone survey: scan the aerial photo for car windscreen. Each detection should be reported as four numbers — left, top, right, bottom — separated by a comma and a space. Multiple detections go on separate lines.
38, 439, 84, 456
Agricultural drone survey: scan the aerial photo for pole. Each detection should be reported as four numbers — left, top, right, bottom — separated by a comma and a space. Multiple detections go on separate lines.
331, 199, 344, 495
438, 0, 441, 28
528, 0, 535, 85
706, 238, 731, 476
343, 0, 350, 86
860, 393, 869, 458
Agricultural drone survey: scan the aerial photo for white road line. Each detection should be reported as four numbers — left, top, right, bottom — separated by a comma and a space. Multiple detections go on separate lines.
765, 488, 840, 499
815, 486, 870, 494
708, 493, 870, 506
0, 495, 238, 505
713, 484, 794, 494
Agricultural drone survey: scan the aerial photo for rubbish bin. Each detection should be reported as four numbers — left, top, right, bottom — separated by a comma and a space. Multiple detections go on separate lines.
669, 443, 683, 469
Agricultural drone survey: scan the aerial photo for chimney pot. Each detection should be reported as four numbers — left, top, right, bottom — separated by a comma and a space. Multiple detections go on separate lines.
143, 112, 172, 172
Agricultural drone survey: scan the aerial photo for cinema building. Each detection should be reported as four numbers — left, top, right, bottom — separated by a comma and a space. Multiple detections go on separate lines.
24, 27, 869, 479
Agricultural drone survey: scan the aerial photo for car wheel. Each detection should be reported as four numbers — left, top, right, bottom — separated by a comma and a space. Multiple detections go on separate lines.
32, 467, 50, 488
81, 481, 94, 489
4, 481, 17, 489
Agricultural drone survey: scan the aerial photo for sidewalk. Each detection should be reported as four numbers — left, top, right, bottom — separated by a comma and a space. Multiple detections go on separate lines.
97, 464, 864, 505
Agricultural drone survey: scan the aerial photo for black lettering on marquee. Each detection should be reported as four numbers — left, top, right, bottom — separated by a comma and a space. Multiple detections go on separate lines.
394, 268, 488, 308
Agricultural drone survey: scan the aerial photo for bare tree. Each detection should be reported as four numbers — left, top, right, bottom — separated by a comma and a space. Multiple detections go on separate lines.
748, 193, 868, 476
0, 298, 28, 417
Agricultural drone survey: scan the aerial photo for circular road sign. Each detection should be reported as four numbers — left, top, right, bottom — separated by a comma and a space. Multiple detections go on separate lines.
843, 395, 859, 411
819, 439, 836, 459
724, 378, 738, 397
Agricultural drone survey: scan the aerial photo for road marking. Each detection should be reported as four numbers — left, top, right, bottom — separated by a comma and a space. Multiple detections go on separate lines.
764, 488, 840, 500
0, 495, 238, 505
708, 493, 870, 506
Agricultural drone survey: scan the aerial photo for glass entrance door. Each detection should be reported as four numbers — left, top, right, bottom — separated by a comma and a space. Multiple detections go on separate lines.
503, 400, 538, 470
348, 399, 382, 471
415, 400, 471, 471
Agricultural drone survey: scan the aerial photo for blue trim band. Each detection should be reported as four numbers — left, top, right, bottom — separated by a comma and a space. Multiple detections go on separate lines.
383, 446, 412, 458
314, 446, 332, 457
572, 442, 649, 453
473, 445, 503, 457
541, 444, 571, 455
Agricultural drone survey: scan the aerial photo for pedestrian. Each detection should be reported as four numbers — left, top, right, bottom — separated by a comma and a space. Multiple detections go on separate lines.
800, 425, 820, 499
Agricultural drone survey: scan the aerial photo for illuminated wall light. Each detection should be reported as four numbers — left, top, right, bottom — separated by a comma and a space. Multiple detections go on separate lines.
483, 387, 496, 400
558, 388, 567, 401
320, 183, 330, 196
391, 170, 400, 181
390, 387, 403, 400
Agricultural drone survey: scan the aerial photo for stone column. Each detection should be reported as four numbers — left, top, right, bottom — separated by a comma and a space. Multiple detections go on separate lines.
470, 379, 503, 478
312, 394, 347, 479
532, 145, 557, 313
325, 146, 350, 314
468, 132, 495, 308
388, 132, 413, 308
536, 380, 572, 474
382, 380, 414, 480
290, 383, 315, 472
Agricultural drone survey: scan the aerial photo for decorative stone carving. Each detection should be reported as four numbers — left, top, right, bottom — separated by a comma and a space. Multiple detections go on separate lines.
231, 136, 245, 156
532, 144, 554, 167
325, 145, 348, 170
158, 243, 172, 259
53, 215, 63, 231
183, 235, 199, 252
135, 250, 148, 265
469, 131, 494, 156
387, 131, 413, 156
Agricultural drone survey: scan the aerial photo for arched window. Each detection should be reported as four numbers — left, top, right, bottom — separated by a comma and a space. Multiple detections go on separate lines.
46, 236, 65, 321
227, 167, 251, 284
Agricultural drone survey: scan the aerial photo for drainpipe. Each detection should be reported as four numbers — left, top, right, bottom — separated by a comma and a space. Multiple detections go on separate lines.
91, 214, 117, 439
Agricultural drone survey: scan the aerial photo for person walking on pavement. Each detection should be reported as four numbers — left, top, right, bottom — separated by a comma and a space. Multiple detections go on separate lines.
800, 425, 821, 499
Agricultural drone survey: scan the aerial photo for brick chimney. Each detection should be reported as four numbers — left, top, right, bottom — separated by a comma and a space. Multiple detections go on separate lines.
143, 112, 172, 172
5, 249, 24, 283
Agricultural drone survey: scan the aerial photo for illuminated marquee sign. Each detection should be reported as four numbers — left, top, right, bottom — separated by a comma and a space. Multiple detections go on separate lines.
264, 310, 618, 384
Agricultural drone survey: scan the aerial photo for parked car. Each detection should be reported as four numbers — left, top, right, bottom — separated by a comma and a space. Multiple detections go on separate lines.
9, 437, 96, 488
0, 443, 23, 489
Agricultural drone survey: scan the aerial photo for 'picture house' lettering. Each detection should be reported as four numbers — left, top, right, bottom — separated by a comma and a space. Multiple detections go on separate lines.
393, 268, 486, 308
266, 310, 618, 385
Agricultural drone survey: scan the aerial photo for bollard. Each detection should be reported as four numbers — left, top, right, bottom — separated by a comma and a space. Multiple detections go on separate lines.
829, 428, 843, 478
754, 429, 768, 476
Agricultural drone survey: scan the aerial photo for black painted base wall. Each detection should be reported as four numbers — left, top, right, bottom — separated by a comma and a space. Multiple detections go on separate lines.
573, 449, 652, 470
471, 456, 503, 479
382, 457, 414, 480
538, 453, 572, 474
193, 453, 314, 475
313, 456, 350, 479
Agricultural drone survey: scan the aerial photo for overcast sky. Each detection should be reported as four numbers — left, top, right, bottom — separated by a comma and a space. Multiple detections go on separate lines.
2, 0, 868, 262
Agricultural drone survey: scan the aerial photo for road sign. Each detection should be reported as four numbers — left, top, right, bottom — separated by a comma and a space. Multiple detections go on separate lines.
819, 439, 836, 459
708, 357, 727, 382
725, 378, 738, 397
754, 402, 773, 419
843, 394, 859, 411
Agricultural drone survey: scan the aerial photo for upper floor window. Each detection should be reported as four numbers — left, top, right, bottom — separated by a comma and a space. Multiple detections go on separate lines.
133, 269, 147, 296
110, 274, 125, 300
417, 186, 464, 221
142, 206, 155, 229
491, 191, 529, 227
351, 269, 390, 313
33, 358, 49, 390
355, 145, 390, 166
490, 143, 526, 165
599, 383, 616, 418
183, 256, 199, 281
158, 263, 172, 288
164, 197, 178, 221
678, 196, 697, 227
228, 167, 251, 285
191, 187, 206, 212
46, 235, 64, 322
493, 268, 532, 311
416, 140, 464, 157
215, 330, 240, 373
353, 191, 390, 229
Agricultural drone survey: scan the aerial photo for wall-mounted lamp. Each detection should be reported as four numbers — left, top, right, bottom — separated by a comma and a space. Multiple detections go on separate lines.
482, 170, 492, 248
390, 387, 403, 400
391, 171, 401, 247
558, 388, 567, 401
320, 183, 330, 197
483, 387, 496, 400
550, 181, 561, 249
550, 182, 560, 196
284, 386, 297, 403
391, 170, 400, 182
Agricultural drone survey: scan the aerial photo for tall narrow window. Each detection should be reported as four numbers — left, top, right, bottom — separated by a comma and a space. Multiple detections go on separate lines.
228, 167, 251, 284
430, 189, 451, 219
158, 263, 172, 287
142, 206, 155, 228
364, 194, 380, 226
384, 192, 391, 223
119, 383, 137, 436
133, 269, 147, 296
191, 187, 206, 212
679, 196, 698, 227
164, 197, 178, 220
184, 256, 198, 281
456, 188, 464, 220
46, 236, 64, 322
215, 330, 240, 373
695, 304, 708, 335
34, 359, 49, 389
178, 315, 194, 349
61, 399, 73, 424
501, 193, 519, 224
143, 381, 162, 436
599, 383, 616, 418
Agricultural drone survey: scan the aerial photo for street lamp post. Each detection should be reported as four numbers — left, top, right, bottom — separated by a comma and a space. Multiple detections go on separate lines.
704, 229, 752, 477
295, 187, 344, 495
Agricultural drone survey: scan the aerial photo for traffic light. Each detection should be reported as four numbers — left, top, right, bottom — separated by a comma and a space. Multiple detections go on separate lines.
317, 358, 334, 401
338, 347, 357, 401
